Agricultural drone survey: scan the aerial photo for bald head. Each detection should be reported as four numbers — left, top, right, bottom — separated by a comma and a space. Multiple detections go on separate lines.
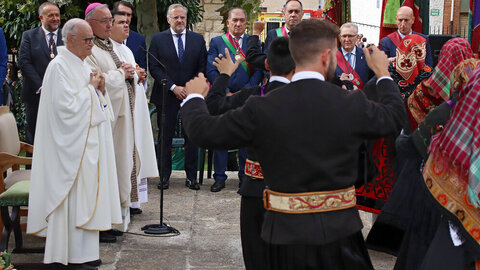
396, 6, 414, 35
63, 19, 94, 60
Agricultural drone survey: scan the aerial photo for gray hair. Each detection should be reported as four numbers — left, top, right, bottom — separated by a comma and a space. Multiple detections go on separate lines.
85, 4, 109, 19
340, 23, 358, 35
228, 8, 247, 20
167, 4, 188, 18
38, 2, 58, 16
62, 18, 88, 46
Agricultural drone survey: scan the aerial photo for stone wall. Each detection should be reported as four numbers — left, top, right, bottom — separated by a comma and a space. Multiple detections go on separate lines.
193, 0, 225, 47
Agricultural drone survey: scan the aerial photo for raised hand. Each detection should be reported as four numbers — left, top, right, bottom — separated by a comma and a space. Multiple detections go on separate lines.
253, 21, 266, 36
213, 48, 241, 76
185, 73, 210, 97
363, 45, 390, 78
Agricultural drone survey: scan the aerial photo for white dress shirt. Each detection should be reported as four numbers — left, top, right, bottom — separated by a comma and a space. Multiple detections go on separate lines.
169, 28, 187, 91
42, 27, 59, 47
341, 46, 357, 69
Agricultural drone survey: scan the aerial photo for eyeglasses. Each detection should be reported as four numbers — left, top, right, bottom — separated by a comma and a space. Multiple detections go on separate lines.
170, 15, 186, 20
82, 36, 95, 44
92, 17, 114, 24
72, 35, 95, 44
340, 34, 357, 39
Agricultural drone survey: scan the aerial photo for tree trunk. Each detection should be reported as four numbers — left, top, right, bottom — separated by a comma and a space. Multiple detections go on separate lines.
136, 0, 160, 46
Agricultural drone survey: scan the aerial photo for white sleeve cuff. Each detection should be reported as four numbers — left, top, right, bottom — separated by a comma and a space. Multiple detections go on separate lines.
170, 84, 176, 91
181, 94, 204, 107
376, 76, 393, 84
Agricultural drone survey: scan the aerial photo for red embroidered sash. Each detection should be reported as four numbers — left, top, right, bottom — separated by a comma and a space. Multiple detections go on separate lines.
387, 31, 403, 49
336, 50, 364, 89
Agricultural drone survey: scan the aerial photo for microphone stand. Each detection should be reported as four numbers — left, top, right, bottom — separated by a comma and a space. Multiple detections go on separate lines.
140, 47, 177, 235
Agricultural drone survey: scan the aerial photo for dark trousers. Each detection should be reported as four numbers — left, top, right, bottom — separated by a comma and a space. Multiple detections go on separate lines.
240, 196, 267, 270
156, 95, 197, 181
25, 100, 39, 145
213, 148, 246, 181
419, 219, 476, 270
266, 231, 374, 270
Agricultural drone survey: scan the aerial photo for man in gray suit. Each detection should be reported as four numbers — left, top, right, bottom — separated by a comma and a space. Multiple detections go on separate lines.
18, 2, 63, 144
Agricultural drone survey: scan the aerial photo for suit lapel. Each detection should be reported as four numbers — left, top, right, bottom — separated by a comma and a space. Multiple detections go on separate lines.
36, 27, 50, 60
165, 30, 181, 64
182, 30, 190, 62
355, 47, 365, 72
57, 28, 64, 46
241, 34, 249, 52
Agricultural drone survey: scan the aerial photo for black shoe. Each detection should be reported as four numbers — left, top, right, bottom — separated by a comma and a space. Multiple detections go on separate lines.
130, 207, 143, 215
106, 229, 123, 236
99, 231, 117, 243
210, 180, 225, 192
157, 179, 169, 190
185, 178, 200, 190
85, 259, 102, 267
67, 263, 98, 270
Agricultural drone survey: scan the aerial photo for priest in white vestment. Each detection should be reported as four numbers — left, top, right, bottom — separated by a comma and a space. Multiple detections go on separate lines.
110, 11, 159, 210
27, 18, 122, 267
85, 3, 137, 233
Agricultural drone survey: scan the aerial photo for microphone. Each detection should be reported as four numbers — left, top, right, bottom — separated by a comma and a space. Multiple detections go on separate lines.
139, 46, 167, 72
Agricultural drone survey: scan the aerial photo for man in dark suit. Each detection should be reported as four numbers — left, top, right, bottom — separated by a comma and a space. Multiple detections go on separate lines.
148, 3, 206, 190
380, 6, 433, 67
18, 2, 63, 144
181, 19, 406, 269
335, 23, 373, 89
112, 1, 147, 69
206, 8, 263, 193
264, 0, 303, 54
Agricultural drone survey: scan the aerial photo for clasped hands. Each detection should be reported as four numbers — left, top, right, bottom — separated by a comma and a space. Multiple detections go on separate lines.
90, 71, 106, 95
120, 62, 147, 83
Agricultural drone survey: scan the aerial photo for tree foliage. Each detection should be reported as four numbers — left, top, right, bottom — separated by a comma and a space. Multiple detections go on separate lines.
0, 0, 204, 48
216, 0, 262, 32
155, 0, 204, 31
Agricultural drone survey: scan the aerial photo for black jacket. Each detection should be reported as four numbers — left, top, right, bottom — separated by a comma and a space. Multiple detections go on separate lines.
206, 73, 286, 197
18, 27, 63, 104
181, 77, 406, 245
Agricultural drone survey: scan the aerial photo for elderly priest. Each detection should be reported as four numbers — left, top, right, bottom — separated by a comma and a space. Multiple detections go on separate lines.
27, 18, 122, 269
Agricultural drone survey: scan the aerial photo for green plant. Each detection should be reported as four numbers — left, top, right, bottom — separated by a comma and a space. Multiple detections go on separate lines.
156, 0, 204, 31
11, 78, 26, 142
0, 250, 11, 268
216, 0, 262, 32
0, 1, 41, 49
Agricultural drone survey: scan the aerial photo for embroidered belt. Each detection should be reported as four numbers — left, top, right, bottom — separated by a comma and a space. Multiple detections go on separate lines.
244, 159, 264, 179
263, 186, 356, 214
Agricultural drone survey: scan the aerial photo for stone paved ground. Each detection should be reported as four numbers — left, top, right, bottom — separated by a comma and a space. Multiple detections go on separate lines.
10, 171, 395, 269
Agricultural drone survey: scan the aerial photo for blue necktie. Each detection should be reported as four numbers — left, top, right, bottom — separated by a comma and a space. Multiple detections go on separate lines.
346, 52, 353, 67
176, 33, 184, 63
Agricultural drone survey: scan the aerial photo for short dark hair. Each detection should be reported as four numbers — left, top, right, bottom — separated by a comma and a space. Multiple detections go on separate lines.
267, 37, 295, 76
284, 0, 303, 9
111, 10, 127, 17
289, 19, 339, 66
38, 2, 58, 16
112, 1, 134, 13
227, 8, 247, 20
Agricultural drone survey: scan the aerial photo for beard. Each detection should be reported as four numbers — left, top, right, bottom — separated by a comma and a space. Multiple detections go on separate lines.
326, 52, 336, 82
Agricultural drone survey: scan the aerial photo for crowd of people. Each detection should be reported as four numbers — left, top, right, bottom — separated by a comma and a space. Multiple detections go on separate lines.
0, 0, 479, 269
